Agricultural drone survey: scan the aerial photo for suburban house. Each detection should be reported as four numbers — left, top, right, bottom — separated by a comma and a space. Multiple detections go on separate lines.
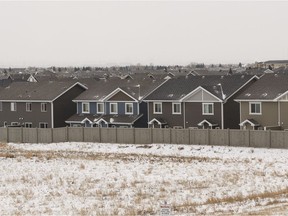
66, 75, 167, 128
235, 74, 288, 130
0, 81, 87, 128
144, 75, 258, 129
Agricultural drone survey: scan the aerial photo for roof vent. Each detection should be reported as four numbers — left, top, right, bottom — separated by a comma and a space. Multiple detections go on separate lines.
245, 93, 251, 97
221, 76, 224, 79
180, 94, 186, 98
261, 93, 268, 97
168, 94, 173, 98
241, 75, 245, 79
274, 74, 278, 77
202, 76, 205, 79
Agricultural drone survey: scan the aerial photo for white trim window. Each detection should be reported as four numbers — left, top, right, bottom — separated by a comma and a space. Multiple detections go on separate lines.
153, 102, 162, 114
82, 102, 90, 113
110, 103, 118, 114
97, 103, 104, 114
25, 122, 32, 128
172, 103, 181, 114
202, 103, 214, 115
41, 103, 47, 112
249, 102, 262, 115
39, 122, 48, 128
11, 102, 17, 111
125, 103, 133, 115
26, 103, 32, 112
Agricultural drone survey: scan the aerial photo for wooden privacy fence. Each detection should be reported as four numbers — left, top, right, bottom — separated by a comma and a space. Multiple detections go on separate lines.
0, 127, 288, 149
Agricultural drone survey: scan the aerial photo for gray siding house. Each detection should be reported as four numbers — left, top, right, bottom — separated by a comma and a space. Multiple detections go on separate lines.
144, 75, 257, 129
0, 81, 87, 128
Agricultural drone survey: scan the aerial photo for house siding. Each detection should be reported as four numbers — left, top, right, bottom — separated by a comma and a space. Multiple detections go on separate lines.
53, 85, 86, 128
185, 102, 222, 128
241, 102, 278, 128
0, 102, 51, 127
280, 102, 288, 129
109, 91, 134, 101
148, 102, 184, 128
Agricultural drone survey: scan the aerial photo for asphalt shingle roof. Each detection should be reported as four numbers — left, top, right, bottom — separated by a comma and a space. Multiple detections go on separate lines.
145, 75, 255, 101
236, 74, 288, 100
0, 80, 85, 101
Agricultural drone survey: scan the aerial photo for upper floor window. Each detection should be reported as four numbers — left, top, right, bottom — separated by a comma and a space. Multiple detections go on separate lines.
110, 103, 118, 114
41, 103, 47, 112
202, 103, 214, 115
82, 102, 89, 113
125, 103, 133, 114
153, 102, 162, 114
26, 103, 32, 112
97, 103, 104, 114
249, 102, 261, 115
11, 102, 16, 112
172, 103, 181, 114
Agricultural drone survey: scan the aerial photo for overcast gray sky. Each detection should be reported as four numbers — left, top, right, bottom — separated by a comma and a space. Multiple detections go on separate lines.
1, 1, 288, 67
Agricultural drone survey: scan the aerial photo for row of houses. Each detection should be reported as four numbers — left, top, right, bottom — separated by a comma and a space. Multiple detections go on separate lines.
0, 73, 287, 130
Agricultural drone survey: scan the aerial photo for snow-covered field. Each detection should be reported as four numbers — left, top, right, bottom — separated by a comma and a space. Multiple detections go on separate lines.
1, 142, 288, 215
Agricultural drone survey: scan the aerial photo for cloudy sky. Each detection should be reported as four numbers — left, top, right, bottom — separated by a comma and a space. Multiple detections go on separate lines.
1, 1, 288, 67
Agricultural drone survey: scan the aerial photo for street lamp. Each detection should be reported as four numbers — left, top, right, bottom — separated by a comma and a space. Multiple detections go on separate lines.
217, 83, 226, 100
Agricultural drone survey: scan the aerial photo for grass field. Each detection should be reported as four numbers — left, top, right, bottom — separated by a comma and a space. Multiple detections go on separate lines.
1, 142, 288, 215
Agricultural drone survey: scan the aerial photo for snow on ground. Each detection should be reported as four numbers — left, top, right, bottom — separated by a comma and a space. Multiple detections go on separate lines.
1, 142, 288, 215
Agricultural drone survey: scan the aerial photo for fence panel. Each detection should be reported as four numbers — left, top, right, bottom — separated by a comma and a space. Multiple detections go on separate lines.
250, 130, 270, 148
68, 127, 83, 142
100, 128, 117, 143
135, 128, 151, 144
53, 128, 66, 143
117, 128, 134, 144
84, 128, 100, 142
210, 129, 229, 146
171, 129, 189, 144
271, 131, 288, 149
229, 130, 249, 147
23, 128, 37, 143
152, 128, 171, 143
0, 128, 7, 142
190, 129, 208, 145
8, 128, 22, 143
38, 128, 52, 143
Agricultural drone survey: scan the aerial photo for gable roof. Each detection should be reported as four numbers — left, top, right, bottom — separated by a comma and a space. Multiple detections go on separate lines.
235, 74, 288, 101
144, 75, 255, 101
74, 75, 166, 102
0, 81, 87, 102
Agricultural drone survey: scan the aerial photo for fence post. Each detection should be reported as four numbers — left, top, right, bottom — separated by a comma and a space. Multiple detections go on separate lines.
150, 127, 153, 144
169, 128, 172, 144
6, 127, 9, 143
98, 127, 101, 143
115, 127, 117, 143
66, 126, 69, 142
227, 128, 230, 146
51, 128, 53, 143
248, 129, 250, 147
133, 127, 136, 144
82, 127, 84, 142
269, 130, 272, 148
21, 126, 23, 143
188, 128, 191, 145
36, 127, 38, 144
207, 129, 210, 145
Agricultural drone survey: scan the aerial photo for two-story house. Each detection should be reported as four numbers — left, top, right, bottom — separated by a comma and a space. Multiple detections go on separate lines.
66, 75, 166, 128
0, 81, 87, 128
235, 74, 288, 130
144, 75, 258, 129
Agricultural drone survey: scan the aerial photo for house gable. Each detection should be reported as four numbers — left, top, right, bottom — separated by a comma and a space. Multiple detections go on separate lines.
108, 91, 134, 101
182, 87, 221, 102
275, 91, 288, 101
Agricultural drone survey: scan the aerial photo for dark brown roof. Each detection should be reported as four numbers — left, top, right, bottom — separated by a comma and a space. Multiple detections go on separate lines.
0, 81, 86, 101
144, 75, 256, 101
236, 74, 288, 100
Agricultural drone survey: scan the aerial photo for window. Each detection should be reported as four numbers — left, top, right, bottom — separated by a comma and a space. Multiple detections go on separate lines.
249, 102, 261, 115
25, 122, 32, 128
97, 103, 104, 114
0, 102, 2, 111
3, 121, 7, 127
26, 103, 32, 112
11, 102, 16, 111
153, 102, 162, 114
172, 103, 181, 114
11, 122, 19, 126
82, 102, 89, 113
110, 103, 118, 114
39, 122, 48, 128
125, 103, 133, 114
41, 103, 47, 112
202, 103, 214, 115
